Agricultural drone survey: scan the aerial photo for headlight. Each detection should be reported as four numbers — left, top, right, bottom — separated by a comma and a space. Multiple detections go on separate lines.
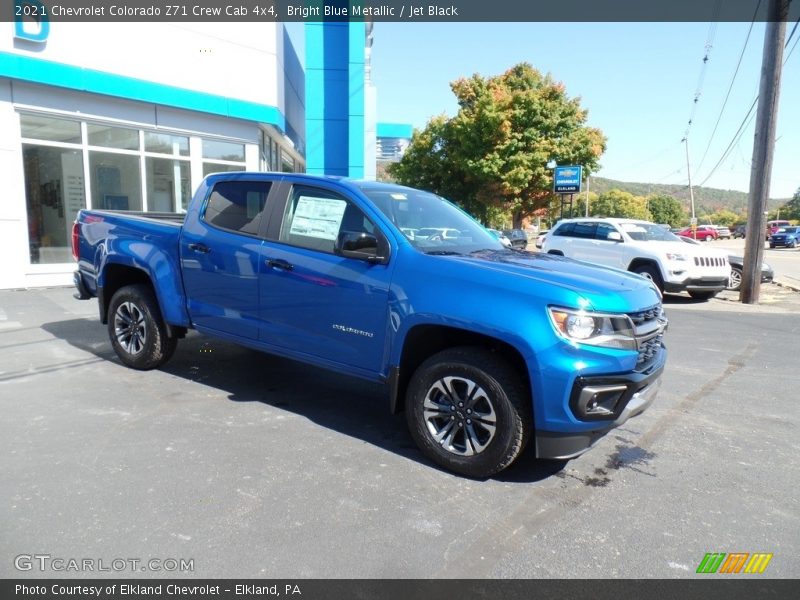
548, 307, 637, 350
665, 253, 687, 261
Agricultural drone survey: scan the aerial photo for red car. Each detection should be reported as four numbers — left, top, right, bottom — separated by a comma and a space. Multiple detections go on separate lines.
677, 225, 719, 241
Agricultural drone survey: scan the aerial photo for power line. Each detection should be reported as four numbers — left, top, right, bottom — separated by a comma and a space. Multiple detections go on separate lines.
696, 20, 798, 188
696, 0, 762, 172
683, 15, 721, 141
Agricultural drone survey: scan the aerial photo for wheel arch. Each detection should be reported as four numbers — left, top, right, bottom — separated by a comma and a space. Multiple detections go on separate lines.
390, 324, 531, 417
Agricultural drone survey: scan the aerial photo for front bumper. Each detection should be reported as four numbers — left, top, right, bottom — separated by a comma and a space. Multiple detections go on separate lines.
535, 350, 665, 460
664, 276, 728, 294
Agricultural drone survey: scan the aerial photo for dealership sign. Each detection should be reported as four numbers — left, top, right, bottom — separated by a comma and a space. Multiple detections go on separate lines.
554, 166, 583, 193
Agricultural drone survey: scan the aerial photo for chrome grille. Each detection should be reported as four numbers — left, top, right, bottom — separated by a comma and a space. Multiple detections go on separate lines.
627, 304, 667, 368
693, 256, 727, 267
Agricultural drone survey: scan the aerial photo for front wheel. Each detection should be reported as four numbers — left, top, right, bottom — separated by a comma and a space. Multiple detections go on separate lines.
405, 347, 532, 478
631, 264, 664, 292
727, 267, 743, 291
107, 284, 177, 370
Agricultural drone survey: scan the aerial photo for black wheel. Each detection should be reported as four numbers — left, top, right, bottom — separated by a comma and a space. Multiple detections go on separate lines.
727, 267, 743, 291
631, 263, 664, 292
688, 290, 718, 300
405, 347, 532, 478
107, 284, 177, 370
790, 239, 797, 249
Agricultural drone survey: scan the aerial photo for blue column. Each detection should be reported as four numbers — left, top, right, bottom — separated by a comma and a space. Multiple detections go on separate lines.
305, 20, 365, 178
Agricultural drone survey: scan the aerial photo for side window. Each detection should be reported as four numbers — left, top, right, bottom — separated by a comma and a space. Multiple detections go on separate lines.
203, 180, 271, 235
595, 223, 618, 241
554, 223, 575, 237
571, 222, 597, 239
278, 186, 374, 254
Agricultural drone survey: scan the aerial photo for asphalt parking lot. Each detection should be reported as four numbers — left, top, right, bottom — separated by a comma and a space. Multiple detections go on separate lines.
1, 286, 798, 578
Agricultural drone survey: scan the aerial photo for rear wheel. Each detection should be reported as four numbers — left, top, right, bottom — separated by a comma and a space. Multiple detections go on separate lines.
107, 284, 177, 370
405, 347, 532, 478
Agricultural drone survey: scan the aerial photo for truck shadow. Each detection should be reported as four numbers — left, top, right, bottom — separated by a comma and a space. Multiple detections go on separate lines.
41, 318, 566, 483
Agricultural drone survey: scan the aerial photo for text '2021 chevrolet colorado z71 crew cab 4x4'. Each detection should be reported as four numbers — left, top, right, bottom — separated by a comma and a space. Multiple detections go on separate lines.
73, 174, 668, 477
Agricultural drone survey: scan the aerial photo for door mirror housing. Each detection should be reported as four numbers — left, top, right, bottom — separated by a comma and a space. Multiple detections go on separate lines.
607, 231, 623, 242
335, 231, 389, 264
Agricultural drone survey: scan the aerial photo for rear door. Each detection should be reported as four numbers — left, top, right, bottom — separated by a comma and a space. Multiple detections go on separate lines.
180, 177, 278, 340
257, 183, 395, 374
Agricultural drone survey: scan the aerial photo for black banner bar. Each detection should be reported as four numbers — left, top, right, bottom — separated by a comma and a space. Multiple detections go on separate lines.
4, 0, 800, 23
3, 579, 799, 600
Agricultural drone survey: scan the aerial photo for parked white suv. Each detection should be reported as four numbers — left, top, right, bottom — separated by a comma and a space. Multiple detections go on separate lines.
541, 218, 731, 300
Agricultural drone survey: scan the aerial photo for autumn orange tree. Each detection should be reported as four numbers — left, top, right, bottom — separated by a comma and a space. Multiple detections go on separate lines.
390, 63, 606, 228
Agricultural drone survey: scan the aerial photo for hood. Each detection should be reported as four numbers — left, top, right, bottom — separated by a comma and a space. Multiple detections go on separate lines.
436, 250, 662, 312
647, 240, 729, 258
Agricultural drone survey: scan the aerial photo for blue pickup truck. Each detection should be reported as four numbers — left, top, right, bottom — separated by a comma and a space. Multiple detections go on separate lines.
73, 173, 667, 477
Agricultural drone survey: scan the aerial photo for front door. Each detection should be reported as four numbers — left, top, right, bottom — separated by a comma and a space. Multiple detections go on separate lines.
258, 184, 394, 374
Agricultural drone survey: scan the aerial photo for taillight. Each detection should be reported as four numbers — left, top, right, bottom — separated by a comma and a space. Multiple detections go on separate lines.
71, 222, 80, 261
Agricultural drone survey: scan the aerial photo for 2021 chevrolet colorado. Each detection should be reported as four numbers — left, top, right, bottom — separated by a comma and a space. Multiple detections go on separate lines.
73, 173, 668, 477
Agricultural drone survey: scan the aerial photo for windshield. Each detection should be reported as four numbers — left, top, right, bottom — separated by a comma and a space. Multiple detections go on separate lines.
777, 227, 799, 233
358, 185, 506, 254
620, 222, 681, 242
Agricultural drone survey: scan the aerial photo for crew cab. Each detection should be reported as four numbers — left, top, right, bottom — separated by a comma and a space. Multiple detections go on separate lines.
73, 174, 668, 477
542, 218, 730, 300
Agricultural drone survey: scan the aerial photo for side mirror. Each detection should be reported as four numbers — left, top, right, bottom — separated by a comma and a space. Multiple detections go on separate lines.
335, 231, 389, 264
607, 231, 623, 242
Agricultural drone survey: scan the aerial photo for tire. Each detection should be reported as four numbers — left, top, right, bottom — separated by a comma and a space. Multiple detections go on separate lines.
688, 290, 718, 301
107, 284, 177, 370
727, 267, 743, 291
704, 235, 712, 242
790, 239, 797, 249
405, 347, 532, 478
630, 263, 664, 292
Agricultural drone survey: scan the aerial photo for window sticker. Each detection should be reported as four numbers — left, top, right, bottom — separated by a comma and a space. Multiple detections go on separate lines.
289, 196, 347, 241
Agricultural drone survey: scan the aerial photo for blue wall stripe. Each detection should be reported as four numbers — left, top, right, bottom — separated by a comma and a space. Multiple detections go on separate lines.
0, 52, 286, 130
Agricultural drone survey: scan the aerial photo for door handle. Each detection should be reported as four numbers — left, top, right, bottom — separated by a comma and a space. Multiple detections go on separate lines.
266, 258, 294, 271
188, 243, 211, 254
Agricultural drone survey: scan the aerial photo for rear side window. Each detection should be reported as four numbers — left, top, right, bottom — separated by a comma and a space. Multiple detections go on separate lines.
553, 223, 574, 236
203, 181, 271, 235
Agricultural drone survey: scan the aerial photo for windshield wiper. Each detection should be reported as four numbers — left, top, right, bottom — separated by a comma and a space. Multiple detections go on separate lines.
425, 250, 464, 256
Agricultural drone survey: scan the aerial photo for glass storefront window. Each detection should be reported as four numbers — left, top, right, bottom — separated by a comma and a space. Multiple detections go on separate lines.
145, 132, 190, 156
203, 163, 245, 177
88, 124, 139, 150
146, 157, 191, 212
202, 139, 245, 162
23, 145, 86, 264
21, 114, 81, 144
89, 151, 142, 211
281, 152, 295, 173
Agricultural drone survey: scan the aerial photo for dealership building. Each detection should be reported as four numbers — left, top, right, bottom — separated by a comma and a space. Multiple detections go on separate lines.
0, 17, 411, 289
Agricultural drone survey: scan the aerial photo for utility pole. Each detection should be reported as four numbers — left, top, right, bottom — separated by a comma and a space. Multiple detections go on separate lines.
585, 175, 590, 217
741, 0, 789, 304
682, 137, 696, 221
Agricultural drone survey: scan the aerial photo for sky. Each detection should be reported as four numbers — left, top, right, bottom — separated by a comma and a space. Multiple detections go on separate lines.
289, 21, 799, 199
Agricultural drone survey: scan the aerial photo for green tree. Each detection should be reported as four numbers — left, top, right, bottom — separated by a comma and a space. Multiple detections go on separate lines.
590, 189, 650, 220
646, 194, 685, 226
779, 186, 800, 220
389, 63, 606, 228
704, 209, 740, 227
